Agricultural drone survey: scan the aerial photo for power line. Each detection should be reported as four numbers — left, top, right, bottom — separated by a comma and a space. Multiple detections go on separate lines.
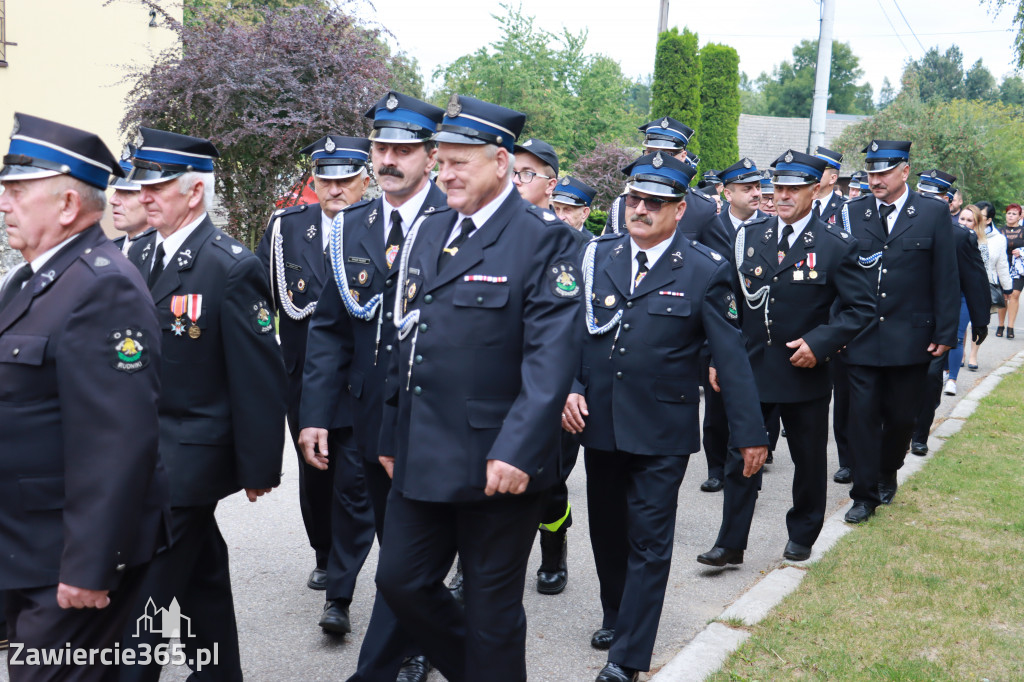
875, 0, 915, 57
891, 0, 928, 52
698, 29, 1007, 39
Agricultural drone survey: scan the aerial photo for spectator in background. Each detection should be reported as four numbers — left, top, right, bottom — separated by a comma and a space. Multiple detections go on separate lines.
999, 204, 1024, 338
958, 204, 1011, 373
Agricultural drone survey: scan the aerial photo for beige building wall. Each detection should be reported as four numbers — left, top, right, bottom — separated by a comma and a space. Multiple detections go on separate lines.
0, 0, 182, 240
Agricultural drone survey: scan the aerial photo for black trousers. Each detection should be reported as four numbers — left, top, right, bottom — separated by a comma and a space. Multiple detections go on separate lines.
831, 356, 853, 470
120, 505, 241, 682
585, 448, 689, 672
286, 403, 336, 569
846, 363, 930, 507
912, 351, 948, 443
539, 431, 580, 528
5, 569, 144, 682
701, 355, 728, 481
324, 428, 375, 603
375, 490, 543, 682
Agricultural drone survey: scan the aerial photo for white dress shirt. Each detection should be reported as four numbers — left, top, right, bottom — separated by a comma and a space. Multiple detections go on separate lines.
875, 184, 910, 233
629, 235, 672, 292
154, 213, 208, 271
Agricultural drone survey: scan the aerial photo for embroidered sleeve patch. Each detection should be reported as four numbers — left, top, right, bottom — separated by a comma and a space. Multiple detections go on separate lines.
251, 300, 275, 334
725, 293, 739, 320
549, 262, 581, 298
109, 327, 150, 373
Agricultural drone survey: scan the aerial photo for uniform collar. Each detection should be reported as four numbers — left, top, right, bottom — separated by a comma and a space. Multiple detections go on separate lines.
156, 212, 207, 266
30, 232, 85, 272
382, 180, 432, 235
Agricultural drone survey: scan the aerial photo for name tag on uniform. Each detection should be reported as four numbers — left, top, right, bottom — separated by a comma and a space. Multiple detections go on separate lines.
285, 262, 302, 271
347, 256, 371, 264
793, 271, 804, 281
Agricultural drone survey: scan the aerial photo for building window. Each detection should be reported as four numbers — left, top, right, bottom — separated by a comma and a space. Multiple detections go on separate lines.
0, 0, 7, 67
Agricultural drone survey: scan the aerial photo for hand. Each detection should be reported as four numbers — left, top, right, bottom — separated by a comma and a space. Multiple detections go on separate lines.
245, 487, 274, 502
786, 338, 818, 368
562, 393, 588, 434
927, 343, 951, 357
57, 584, 110, 609
973, 325, 988, 344
708, 366, 721, 393
484, 459, 530, 496
739, 446, 768, 477
379, 456, 395, 479
298, 427, 330, 470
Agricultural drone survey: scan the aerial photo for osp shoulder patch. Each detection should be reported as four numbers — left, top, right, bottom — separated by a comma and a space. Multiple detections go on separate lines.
109, 327, 150, 374
725, 292, 739, 320
548, 261, 581, 298
251, 299, 275, 334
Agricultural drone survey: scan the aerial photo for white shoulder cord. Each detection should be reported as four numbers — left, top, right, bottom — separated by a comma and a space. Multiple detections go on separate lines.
272, 216, 318, 321
734, 226, 773, 344
393, 214, 429, 389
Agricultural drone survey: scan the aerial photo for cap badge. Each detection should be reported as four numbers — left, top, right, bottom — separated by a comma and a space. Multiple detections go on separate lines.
446, 93, 462, 118
871, 141, 879, 152
135, 132, 144, 148
661, 118, 670, 128
10, 114, 20, 136
653, 152, 664, 169
930, 170, 938, 178
743, 158, 752, 169
561, 177, 570, 186
324, 137, 336, 153
523, 139, 533, 147
784, 151, 794, 164
386, 94, 399, 111
121, 145, 131, 162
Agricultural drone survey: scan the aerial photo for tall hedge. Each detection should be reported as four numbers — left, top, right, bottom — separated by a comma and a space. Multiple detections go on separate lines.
698, 43, 741, 176
652, 27, 702, 157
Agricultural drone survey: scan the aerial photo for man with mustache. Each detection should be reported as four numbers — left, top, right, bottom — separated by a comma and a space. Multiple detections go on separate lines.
299, 91, 446, 682
563, 151, 767, 682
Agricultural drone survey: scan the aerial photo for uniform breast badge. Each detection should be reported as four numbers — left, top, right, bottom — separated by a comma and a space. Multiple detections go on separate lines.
170, 296, 188, 336
186, 294, 203, 338
807, 253, 818, 279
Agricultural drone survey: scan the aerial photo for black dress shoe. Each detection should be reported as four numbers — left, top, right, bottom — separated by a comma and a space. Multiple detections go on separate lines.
833, 467, 852, 484
910, 441, 928, 456
783, 540, 812, 561
536, 527, 568, 595
396, 655, 431, 682
596, 662, 639, 682
318, 599, 351, 634
878, 471, 898, 505
765, 452, 774, 465
307, 567, 327, 590
590, 628, 615, 650
844, 502, 875, 524
697, 546, 743, 567
700, 476, 723, 492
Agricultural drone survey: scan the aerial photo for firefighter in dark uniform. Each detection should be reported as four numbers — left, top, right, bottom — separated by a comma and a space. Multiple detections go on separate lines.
373, 95, 583, 682
0, 113, 169, 682
256, 135, 375, 635
121, 128, 287, 681
110, 144, 156, 257
810, 146, 844, 224
839, 140, 959, 524
911, 169, 989, 455
564, 151, 767, 682
698, 150, 875, 567
298, 91, 446, 682
551, 176, 597, 243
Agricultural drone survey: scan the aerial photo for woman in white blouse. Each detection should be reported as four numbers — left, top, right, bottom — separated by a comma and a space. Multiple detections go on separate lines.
962, 202, 1012, 373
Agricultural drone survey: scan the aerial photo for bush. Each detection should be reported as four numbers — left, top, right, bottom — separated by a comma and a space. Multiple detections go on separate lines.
585, 209, 608, 236
652, 27, 702, 156
698, 43, 740, 176
570, 142, 642, 211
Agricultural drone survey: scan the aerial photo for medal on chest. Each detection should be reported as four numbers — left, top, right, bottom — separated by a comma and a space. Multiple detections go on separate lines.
170, 296, 188, 336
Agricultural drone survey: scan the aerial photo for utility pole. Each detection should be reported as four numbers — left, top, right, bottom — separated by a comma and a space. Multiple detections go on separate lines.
658, 0, 669, 34
807, 0, 835, 153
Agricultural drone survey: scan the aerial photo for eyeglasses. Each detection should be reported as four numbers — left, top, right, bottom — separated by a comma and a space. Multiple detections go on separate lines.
624, 193, 676, 213
513, 170, 553, 184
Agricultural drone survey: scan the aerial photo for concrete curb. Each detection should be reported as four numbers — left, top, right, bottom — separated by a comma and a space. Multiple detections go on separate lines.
650, 350, 1024, 682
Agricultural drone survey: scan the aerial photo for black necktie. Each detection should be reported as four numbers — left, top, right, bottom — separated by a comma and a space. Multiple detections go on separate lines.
0, 264, 33, 310
634, 251, 649, 290
879, 203, 896, 231
148, 243, 166, 289
812, 200, 821, 221
778, 224, 794, 264
438, 218, 475, 270
386, 210, 403, 270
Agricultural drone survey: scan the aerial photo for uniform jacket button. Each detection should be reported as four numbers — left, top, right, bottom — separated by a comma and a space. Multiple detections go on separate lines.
414, 355, 423, 364
626, 301, 634, 308
424, 294, 433, 303
615, 371, 623, 379
12, 348, 19, 356
413, 386, 422, 395
618, 347, 626, 355
419, 323, 428, 332
386, 311, 393, 319
623, 323, 630, 331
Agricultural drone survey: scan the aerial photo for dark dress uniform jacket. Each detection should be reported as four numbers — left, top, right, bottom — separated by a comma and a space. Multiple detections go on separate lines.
841, 191, 959, 366
577, 229, 767, 455
302, 183, 447, 460
256, 202, 348, 430
380, 192, 583, 502
131, 216, 286, 506
113, 227, 157, 256
605, 189, 730, 256
0, 225, 169, 590
731, 215, 877, 403
817, 190, 843, 224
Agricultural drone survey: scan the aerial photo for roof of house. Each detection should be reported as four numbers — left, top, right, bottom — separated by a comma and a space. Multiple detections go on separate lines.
738, 113, 868, 177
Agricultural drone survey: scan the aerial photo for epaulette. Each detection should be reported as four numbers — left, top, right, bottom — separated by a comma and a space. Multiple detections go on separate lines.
824, 221, 852, 241
341, 198, 373, 215
740, 214, 771, 229
688, 239, 726, 264
526, 203, 560, 224
211, 229, 251, 259
273, 203, 309, 218
596, 230, 627, 242
687, 189, 715, 205
844, 194, 872, 206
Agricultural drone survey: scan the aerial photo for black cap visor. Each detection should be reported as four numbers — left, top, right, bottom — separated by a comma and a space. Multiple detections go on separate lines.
865, 159, 905, 173
0, 154, 65, 182
626, 175, 687, 199
551, 192, 587, 207
313, 159, 365, 180
370, 124, 433, 144
771, 170, 817, 186
128, 158, 190, 185
643, 133, 686, 151
433, 124, 504, 147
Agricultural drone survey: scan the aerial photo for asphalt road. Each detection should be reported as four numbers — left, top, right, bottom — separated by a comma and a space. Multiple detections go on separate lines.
2, 334, 1019, 682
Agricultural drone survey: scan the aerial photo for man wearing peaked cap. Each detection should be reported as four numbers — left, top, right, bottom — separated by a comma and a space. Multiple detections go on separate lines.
0, 113, 170, 681
110, 143, 157, 257
295, 91, 445, 682
512, 137, 559, 210
759, 170, 777, 215
551, 175, 597, 233
718, 157, 765, 235
699, 149, 875, 569
811, 145, 844, 224
561, 150, 767, 682
119, 127, 287, 681
846, 170, 867, 199
255, 135, 374, 635
838, 139, 959, 524
373, 93, 582, 682
915, 168, 956, 198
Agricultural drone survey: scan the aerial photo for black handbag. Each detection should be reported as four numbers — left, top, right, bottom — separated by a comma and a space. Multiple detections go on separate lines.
991, 281, 1006, 309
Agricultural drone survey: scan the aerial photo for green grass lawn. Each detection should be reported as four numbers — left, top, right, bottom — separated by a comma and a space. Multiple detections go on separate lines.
709, 369, 1024, 681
